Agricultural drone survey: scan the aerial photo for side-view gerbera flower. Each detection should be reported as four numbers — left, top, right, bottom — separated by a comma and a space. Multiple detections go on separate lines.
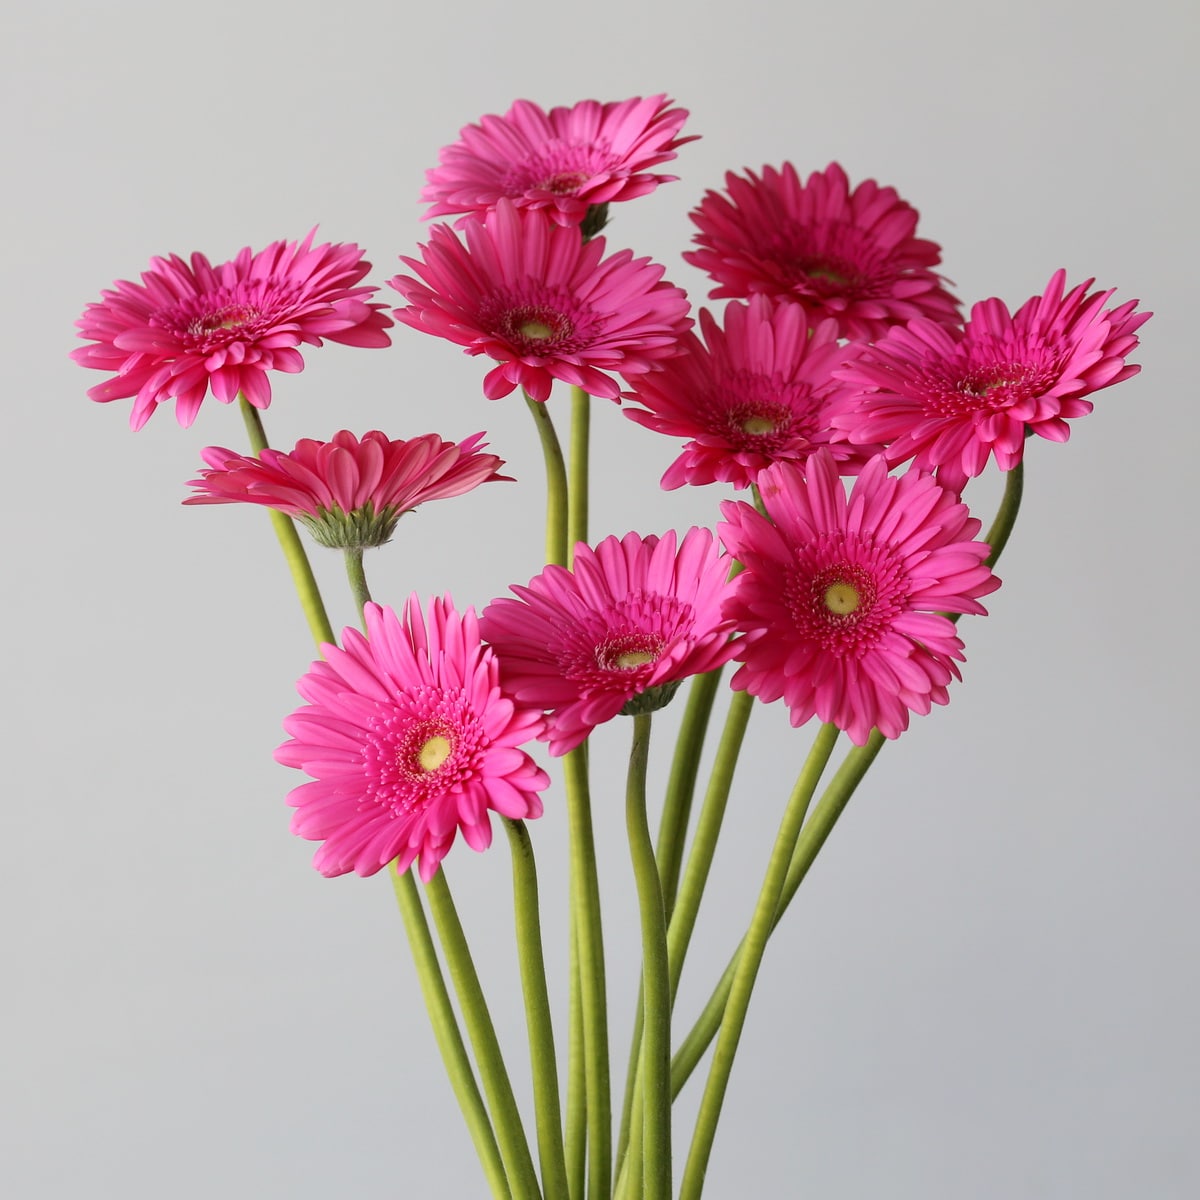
72, 231, 393, 430
623, 296, 881, 489
276, 598, 549, 882
720, 451, 1000, 746
479, 529, 739, 755
391, 199, 692, 402
685, 162, 960, 342
829, 269, 1150, 492
184, 430, 508, 548
421, 95, 695, 228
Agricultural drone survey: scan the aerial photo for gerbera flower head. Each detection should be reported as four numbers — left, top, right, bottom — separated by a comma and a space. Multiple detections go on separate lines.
829, 269, 1150, 492
720, 451, 1000, 745
421, 96, 695, 230
184, 430, 508, 549
623, 296, 882, 490
72, 231, 393, 431
276, 598, 549, 882
391, 199, 692, 402
479, 529, 739, 755
684, 162, 961, 342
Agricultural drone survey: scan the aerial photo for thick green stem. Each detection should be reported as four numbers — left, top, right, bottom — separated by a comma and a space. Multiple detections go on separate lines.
342, 547, 372, 619
524, 391, 569, 568
679, 724, 840, 1200
625, 714, 671, 1200
565, 910, 586, 1200
389, 865, 510, 1200
564, 746, 611, 1200
238, 398, 334, 649
567, 386, 590, 563
504, 820, 569, 1200
983, 460, 1023, 571
423, 869, 541, 1200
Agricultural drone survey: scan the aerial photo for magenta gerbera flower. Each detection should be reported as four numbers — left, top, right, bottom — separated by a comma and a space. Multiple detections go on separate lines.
719, 452, 1000, 745
184, 430, 508, 548
276, 598, 549, 881
72, 231, 393, 430
422, 96, 695, 228
685, 162, 961, 342
622, 296, 880, 490
829, 269, 1150, 491
391, 200, 692, 402
479, 529, 739, 755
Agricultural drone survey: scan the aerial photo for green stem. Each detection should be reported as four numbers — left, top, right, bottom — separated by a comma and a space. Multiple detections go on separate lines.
343, 547, 372, 619
238, 398, 335, 649
389, 865, 511, 1200
524, 391, 569, 568
670, 731, 887, 1099
423, 869, 542, 1200
565, 910, 586, 1200
983, 460, 1023, 572
504, 820, 569, 1200
567, 386, 590, 564
679, 724, 840, 1200
625, 714, 671, 1200
564, 746, 611, 1200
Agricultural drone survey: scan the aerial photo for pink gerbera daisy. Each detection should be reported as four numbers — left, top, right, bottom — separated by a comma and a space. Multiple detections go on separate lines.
685, 163, 961, 342
479, 529, 739, 755
720, 452, 1000, 745
72, 231, 393, 431
184, 430, 508, 548
276, 598, 549, 881
391, 199, 692, 402
829, 269, 1149, 492
422, 96, 695, 229
622, 296, 881, 490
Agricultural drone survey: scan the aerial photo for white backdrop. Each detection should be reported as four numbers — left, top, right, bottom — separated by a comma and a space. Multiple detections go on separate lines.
5, 1, 1197, 1196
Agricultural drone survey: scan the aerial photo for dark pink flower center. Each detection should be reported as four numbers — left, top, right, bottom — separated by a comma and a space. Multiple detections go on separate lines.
595, 632, 666, 672
506, 143, 614, 196
702, 372, 821, 454
188, 303, 261, 338
766, 221, 885, 299
156, 283, 297, 350
480, 290, 601, 357
920, 352, 1061, 418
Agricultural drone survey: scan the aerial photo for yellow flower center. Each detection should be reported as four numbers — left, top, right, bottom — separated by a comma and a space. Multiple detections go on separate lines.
823, 581, 861, 615
519, 319, 555, 340
741, 415, 776, 435
614, 649, 657, 669
418, 734, 453, 772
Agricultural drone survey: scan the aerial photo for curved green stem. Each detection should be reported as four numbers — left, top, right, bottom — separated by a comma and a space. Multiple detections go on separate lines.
567, 386, 590, 563
424, 869, 541, 1200
679, 723, 840, 1199
342, 547, 372, 621
625, 714, 671, 1200
389, 865, 510, 1199
524, 391, 569, 568
238, 399, 334, 649
983, 460, 1023, 572
504, 820, 569, 1200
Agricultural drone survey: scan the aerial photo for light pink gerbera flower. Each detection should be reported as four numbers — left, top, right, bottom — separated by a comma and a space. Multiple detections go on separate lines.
622, 296, 881, 490
720, 452, 1000, 746
72, 231, 393, 430
829, 269, 1149, 492
422, 96, 695, 228
685, 162, 960, 342
479, 529, 739, 755
184, 430, 508, 548
276, 598, 549, 881
391, 200, 692, 402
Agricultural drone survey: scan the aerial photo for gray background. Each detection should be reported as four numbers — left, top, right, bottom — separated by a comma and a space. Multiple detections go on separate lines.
4, 0, 1197, 1195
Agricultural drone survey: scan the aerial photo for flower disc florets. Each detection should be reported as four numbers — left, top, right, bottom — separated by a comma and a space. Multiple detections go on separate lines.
185, 430, 508, 549
390, 200, 692, 402
276, 598, 549, 881
480, 529, 739, 755
71, 231, 392, 430
720, 451, 1000, 745
685, 163, 960, 342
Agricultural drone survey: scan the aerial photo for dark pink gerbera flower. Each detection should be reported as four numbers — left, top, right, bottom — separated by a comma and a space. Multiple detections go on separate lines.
479, 529, 738, 755
391, 200, 692, 402
829, 269, 1150, 492
422, 95, 695, 227
72, 231, 393, 430
622, 296, 881, 490
685, 162, 961, 342
185, 430, 508, 548
720, 452, 1000, 745
276, 598, 549, 881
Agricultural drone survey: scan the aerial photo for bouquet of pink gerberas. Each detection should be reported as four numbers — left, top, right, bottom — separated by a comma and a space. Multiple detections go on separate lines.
73, 96, 1148, 1200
